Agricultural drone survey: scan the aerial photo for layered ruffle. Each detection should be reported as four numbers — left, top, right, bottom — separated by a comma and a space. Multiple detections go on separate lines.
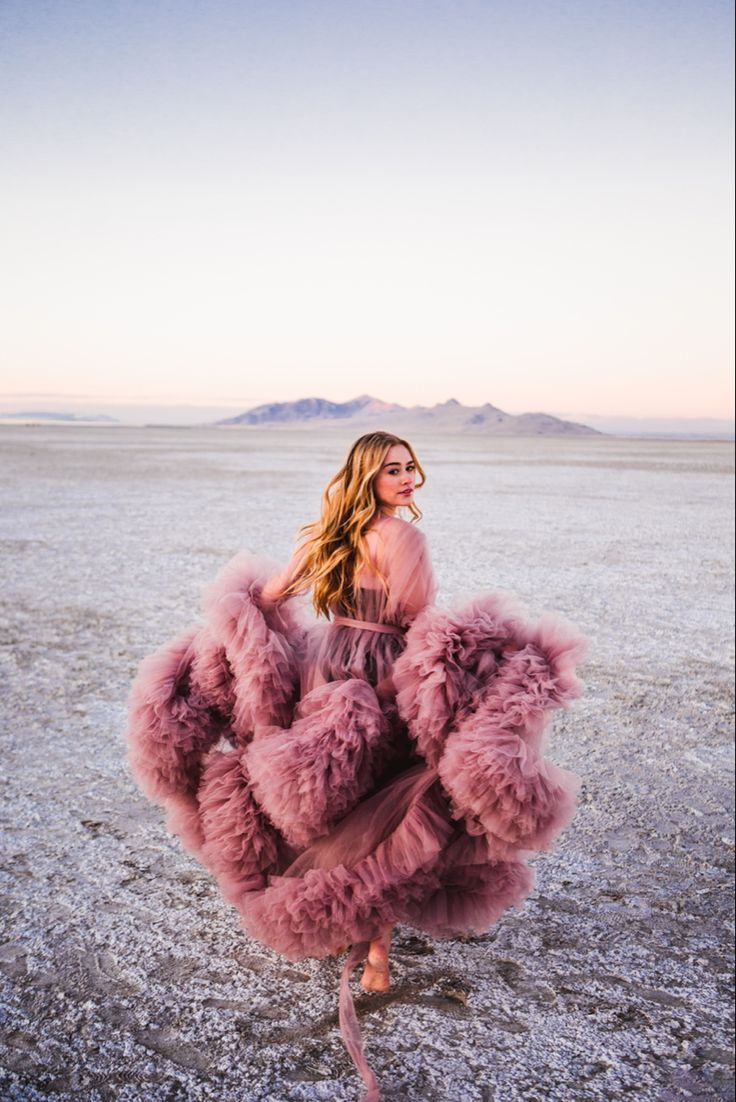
243, 678, 390, 848
125, 625, 227, 856
197, 748, 296, 905
200, 551, 307, 735
392, 591, 525, 768
124, 554, 309, 857
392, 592, 587, 861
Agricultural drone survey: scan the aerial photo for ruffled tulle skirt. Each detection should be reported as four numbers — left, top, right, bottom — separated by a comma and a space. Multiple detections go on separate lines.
239, 758, 535, 959
125, 554, 586, 1102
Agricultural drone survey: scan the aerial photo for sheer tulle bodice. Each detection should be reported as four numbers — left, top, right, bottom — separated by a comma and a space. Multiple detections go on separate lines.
263, 512, 437, 624
264, 513, 438, 700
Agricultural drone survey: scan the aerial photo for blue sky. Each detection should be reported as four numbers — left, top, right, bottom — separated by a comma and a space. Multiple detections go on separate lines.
1, 0, 733, 419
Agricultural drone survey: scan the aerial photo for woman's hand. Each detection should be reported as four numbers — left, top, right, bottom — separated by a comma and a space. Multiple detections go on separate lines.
260, 577, 284, 605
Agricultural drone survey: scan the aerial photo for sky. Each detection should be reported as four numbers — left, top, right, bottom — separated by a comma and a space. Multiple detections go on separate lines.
0, 0, 733, 421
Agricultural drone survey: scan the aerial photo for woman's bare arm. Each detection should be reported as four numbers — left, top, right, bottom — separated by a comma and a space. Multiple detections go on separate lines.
261, 542, 310, 605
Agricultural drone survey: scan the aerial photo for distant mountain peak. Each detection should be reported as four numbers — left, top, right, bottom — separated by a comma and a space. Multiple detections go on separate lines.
214, 395, 601, 435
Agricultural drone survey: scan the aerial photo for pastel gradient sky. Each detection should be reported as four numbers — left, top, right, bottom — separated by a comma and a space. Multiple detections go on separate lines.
1, 0, 733, 419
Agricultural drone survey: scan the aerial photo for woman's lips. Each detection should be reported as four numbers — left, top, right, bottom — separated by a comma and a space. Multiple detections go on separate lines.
399, 489, 414, 496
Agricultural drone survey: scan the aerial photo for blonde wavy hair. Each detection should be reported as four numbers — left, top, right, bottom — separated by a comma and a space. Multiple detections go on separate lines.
280, 431, 426, 618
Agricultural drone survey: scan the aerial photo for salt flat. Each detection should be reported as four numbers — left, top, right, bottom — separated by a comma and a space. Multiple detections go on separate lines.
0, 425, 733, 1102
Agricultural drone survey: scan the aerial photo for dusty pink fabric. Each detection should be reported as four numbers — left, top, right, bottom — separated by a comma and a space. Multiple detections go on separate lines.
125, 513, 586, 1100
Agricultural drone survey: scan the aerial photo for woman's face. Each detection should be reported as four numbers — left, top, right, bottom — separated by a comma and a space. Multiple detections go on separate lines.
373, 444, 417, 513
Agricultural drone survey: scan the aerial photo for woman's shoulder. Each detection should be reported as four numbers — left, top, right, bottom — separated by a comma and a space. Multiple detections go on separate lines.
370, 513, 417, 532
369, 514, 429, 548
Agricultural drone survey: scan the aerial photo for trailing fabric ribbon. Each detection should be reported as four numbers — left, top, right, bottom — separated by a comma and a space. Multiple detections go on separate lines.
338, 940, 381, 1101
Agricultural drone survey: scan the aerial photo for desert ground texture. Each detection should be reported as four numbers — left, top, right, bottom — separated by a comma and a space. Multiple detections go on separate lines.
0, 425, 733, 1102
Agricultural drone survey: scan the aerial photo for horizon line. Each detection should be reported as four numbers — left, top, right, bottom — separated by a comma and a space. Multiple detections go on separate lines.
0, 391, 733, 423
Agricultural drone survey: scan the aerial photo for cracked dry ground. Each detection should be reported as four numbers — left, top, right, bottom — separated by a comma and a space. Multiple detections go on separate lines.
0, 427, 734, 1101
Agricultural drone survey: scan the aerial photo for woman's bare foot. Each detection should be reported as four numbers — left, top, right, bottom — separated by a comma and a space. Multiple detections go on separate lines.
360, 926, 392, 993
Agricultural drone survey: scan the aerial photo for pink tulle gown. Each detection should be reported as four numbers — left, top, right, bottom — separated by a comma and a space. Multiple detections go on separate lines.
125, 513, 587, 1101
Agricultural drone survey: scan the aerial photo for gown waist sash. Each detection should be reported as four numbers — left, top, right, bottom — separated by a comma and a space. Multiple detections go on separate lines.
331, 615, 404, 637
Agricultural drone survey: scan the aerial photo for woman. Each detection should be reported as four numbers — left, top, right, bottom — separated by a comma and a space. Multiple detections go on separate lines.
258, 431, 436, 992
125, 431, 586, 1101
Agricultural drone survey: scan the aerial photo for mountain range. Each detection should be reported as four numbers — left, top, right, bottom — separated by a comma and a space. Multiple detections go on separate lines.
0, 410, 120, 424
215, 395, 601, 435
